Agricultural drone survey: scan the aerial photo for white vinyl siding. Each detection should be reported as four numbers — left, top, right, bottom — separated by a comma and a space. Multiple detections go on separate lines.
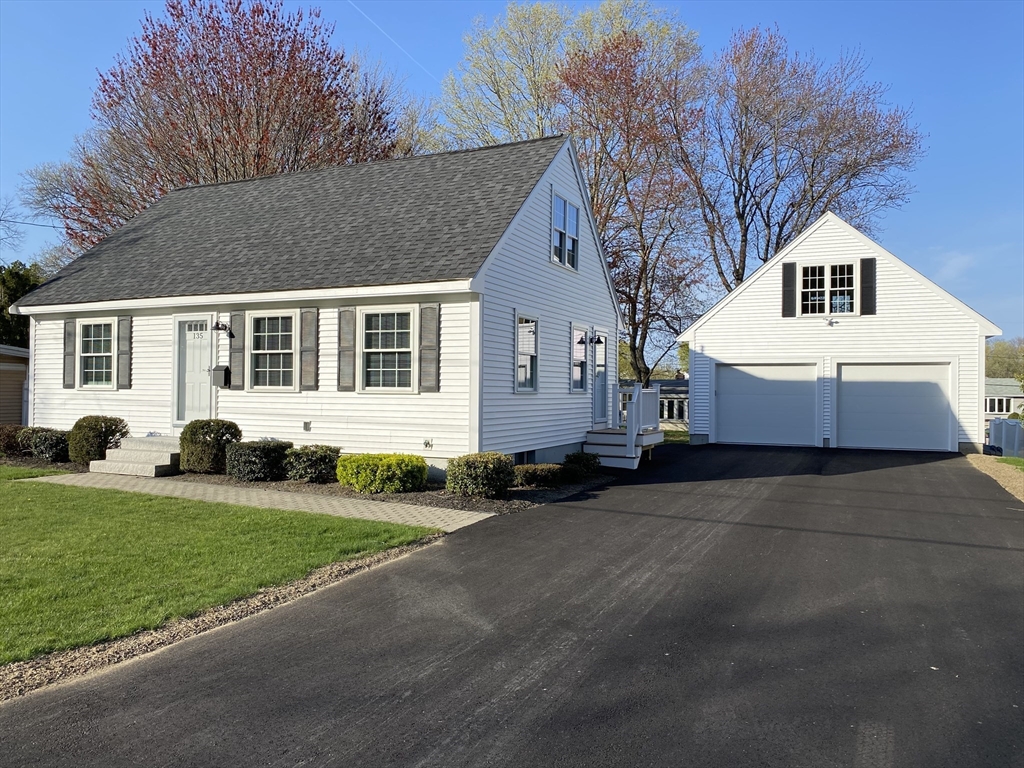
688, 216, 985, 448
216, 297, 472, 460
32, 313, 172, 434
481, 144, 619, 454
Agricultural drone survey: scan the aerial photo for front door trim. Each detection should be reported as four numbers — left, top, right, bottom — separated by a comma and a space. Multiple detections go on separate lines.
171, 313, 215, 433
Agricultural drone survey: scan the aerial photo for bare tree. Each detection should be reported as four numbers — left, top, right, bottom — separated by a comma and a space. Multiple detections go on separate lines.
0, 196, 25, 260
666, 27, 924, 292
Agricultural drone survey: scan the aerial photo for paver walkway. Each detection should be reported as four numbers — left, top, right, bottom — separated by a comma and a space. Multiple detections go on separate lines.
21, 473, 492, 532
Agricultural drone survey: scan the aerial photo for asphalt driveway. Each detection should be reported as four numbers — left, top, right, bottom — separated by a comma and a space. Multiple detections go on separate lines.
1, 446, 1022, 768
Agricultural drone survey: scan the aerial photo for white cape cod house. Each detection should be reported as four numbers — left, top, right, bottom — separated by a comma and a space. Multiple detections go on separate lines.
13, 136, 635, 473
679, 213, 1001, 453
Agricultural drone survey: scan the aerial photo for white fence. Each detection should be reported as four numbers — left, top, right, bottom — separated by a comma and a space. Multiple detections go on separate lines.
989, 418, 1024, 458
618, 383, 661, 459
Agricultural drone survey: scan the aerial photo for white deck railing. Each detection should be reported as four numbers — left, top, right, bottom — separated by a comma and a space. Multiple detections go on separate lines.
618, 383, 662, 458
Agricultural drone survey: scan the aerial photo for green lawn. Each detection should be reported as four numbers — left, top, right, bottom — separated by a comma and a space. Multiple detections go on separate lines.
661, 430, 690, 444
997, 456, 1024, 472
0, 465, 435, 664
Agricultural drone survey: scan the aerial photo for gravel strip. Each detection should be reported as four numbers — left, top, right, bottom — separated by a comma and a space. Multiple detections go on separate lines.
0, 535, 442, 704
965, 454, 1024, 503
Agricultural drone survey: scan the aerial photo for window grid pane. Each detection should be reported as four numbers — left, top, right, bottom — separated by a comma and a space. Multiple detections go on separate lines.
80, 323, 113, 385
251, 315, 294, 387
364, 313, 413, 388
572, 327, 587, 391
801, 266, 826, 314
830, 263, 855, 314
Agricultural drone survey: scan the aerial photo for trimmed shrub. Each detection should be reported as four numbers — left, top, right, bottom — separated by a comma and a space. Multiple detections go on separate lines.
513, 463, 565, 488
31, 430, 69, 463
336, 453, 428, 494
286, 444, 341, 484
179, 419, 242, 474
0, 424, 22, 457
560, 450, 602, 483
226, 440, 293, 482
16, 427, 56, 455
446, 452, 515, 498
1009, 412, 1021, 420
68, 415, 130, 464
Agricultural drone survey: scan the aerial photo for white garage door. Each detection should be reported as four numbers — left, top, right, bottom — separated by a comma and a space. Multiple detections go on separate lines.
716, 364, 817, 446
836, 363, 951, 451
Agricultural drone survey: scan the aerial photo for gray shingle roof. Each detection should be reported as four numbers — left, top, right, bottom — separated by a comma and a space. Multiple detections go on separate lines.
17, 135, 568, 308
986, 378, 1024, 397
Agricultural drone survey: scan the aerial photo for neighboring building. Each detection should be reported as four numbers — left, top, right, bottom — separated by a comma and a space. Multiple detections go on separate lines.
984, 377, 1024, 433
653, 377, 688, 429
0, 344, 29, 425
12, 136, 623, 473
679, 212, 1001, 453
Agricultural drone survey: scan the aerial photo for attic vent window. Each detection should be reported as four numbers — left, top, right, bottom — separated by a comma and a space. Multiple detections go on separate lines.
552, 194, 579, 270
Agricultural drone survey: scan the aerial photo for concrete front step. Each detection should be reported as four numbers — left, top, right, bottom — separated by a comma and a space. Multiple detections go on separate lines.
91, 436, 182, 477
89, 459, 180, 477
104, 448, 180, 465
120, 436, 181, 451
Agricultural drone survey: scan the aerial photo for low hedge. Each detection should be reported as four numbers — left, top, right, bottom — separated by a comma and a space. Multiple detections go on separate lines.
179, 419, 242, 474
513, 463, 565, 488
336, 453, 428, 494
31, 430, 69, 463
560, 450, 602, 483
68, 415, 130, 464
16, 427, 56, 455
286, 444, 341, 484
0, 424, 21, 457
225, 441, 293, 482
446, 452, 515, 498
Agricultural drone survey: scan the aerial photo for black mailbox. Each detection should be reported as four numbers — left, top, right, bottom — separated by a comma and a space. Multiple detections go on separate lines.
212, 365, 230, 389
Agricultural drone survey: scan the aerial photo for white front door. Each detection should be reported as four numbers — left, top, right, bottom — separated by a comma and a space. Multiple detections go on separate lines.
593, 331, 609, 427
176, 319, 212, 424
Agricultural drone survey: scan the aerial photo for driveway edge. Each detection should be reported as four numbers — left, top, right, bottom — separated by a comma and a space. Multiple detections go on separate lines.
0, 534, 443, 703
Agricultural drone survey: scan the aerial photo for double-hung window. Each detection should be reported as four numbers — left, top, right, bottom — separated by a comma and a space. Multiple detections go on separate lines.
251, 314, 295, 388
571, 325, 587, 392
364, 311, 413, 388
80, 321, 114, 387
516, 315, 538, 392
801, 264, 856, 315
552, 194, 579, 269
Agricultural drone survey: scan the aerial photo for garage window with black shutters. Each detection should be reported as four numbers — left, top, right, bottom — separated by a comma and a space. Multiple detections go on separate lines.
800, 264, 856, 315
249, 313, 296, 389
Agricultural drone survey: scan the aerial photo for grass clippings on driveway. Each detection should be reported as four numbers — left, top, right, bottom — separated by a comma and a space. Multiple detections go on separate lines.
0, 465, 435, 667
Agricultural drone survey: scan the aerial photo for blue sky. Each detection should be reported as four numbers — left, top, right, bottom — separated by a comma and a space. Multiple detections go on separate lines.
1, 0, 1021, 338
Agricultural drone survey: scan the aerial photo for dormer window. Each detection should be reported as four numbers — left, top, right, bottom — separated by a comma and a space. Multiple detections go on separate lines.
552, 194, 579, 270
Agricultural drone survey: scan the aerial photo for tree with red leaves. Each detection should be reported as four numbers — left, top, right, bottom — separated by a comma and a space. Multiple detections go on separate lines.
24, 0, 403, 253
555, 30, 702, 385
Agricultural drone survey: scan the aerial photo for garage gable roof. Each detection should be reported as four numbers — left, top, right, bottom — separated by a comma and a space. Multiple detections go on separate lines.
679, 212, 1002, 342
15, 135, 568, 309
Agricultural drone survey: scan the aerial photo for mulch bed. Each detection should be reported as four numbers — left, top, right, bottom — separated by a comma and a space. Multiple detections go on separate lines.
167, 472, 616, 514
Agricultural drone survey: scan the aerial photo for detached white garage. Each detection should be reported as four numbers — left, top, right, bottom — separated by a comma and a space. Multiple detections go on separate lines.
682, 213, 1000, 454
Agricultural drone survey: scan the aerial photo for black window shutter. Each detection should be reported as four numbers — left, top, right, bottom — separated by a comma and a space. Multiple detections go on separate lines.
337, 307, 356, 391
229, 312, 245, 390
299, 308, 319, 391
63, 319, 76, 389
860, 258, 877, 315
782, 262, 797, 317
116, 315, 132, 390
419, 304, 440, 393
